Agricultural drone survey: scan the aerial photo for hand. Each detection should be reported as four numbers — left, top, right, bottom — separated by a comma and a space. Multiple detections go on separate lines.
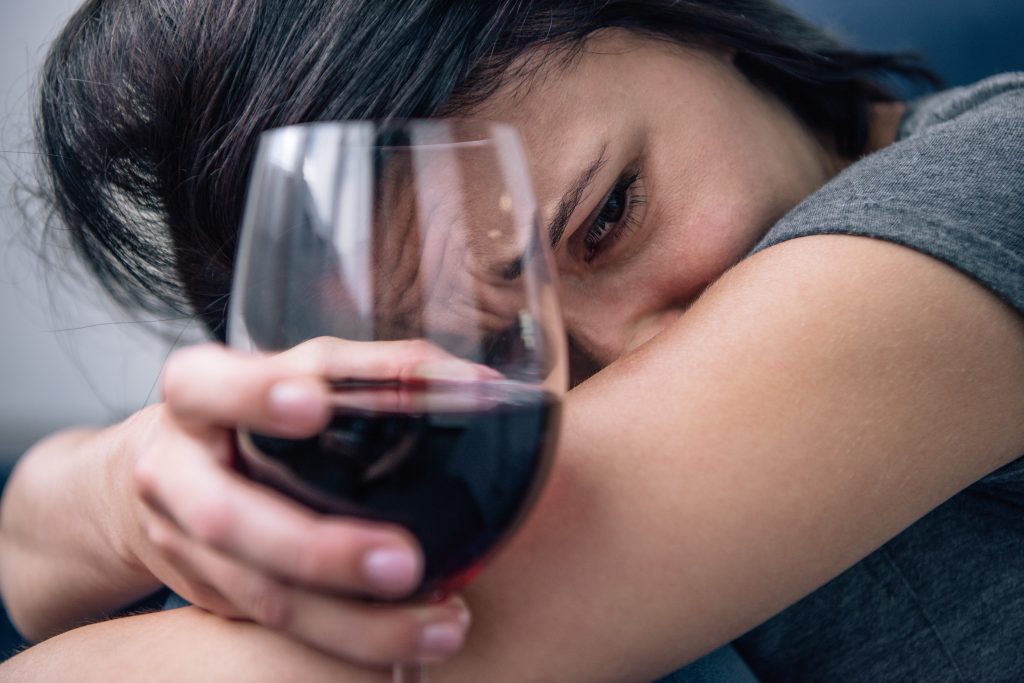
126, 338, 487, 667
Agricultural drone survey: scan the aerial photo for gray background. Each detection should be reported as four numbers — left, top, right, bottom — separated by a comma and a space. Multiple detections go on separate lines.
1, 0, 1022, 464
0, 0, 177, 463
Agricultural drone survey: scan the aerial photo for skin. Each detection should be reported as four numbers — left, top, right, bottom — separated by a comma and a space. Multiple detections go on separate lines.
474, 35, 850, 364
3, 30, 1023, 682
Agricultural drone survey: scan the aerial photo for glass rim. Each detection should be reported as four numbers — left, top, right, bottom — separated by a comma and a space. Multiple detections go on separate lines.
258, 118, 521, 147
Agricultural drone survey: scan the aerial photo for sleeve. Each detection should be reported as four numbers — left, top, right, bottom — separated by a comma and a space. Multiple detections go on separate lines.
748, 77, 1024, 319
748, 75, 1024, 489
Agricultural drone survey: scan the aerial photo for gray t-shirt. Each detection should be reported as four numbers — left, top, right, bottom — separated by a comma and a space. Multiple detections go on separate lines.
726, 74, 1024, 682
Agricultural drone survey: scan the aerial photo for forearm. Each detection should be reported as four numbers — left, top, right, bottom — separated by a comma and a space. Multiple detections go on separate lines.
437, 236, 1024, 682
1, 608, 387, 683
0, 413, 160, 641
7, 236, 1022, 682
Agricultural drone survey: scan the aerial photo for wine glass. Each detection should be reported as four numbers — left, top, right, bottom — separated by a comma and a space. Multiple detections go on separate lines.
226, 120, 567, 682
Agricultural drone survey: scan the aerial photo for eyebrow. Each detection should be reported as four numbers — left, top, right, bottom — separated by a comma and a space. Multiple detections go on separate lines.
501, 145, 608, 280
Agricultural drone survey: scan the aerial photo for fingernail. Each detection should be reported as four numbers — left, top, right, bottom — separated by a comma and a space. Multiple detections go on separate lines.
448, 596, 472, 629
411, 361, 495, 382
417, 622, 466, 660
362, 548, 419, 594
268, 381, 323, 421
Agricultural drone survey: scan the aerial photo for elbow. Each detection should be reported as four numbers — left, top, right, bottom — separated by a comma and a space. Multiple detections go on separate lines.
0, 519, 40, 644
1, 582, 39, 645
0, 444, 78, 644
0, 527, 67, 644
0, 529, 38, 643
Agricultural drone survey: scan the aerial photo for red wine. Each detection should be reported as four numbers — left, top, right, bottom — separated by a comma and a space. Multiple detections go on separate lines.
238, 381, 560, 595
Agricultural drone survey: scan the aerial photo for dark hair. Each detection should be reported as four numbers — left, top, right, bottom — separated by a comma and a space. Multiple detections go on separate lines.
37, 0, 939, 340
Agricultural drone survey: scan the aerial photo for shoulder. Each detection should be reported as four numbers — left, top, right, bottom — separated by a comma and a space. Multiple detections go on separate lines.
851, 72, 1024, 192
889, 72, 1024, 180
751, 73, 1024, 320
900, 72, 1024, 136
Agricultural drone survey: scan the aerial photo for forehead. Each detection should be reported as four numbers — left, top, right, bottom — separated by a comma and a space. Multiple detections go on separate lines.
464, 30, 712, 189
473, 30, 675, 123
476, 35, 634, 135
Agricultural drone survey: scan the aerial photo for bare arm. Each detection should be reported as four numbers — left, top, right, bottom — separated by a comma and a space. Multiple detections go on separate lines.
443, 235, 1024, 681
0, 420, 158, 641
5, 235, 1023, 681
0, 341, 476, 663
0, 607, 386, 683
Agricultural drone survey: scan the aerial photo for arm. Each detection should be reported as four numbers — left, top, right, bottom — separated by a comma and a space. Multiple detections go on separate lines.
0, 341, 475, 663
0, 607, 386, 683
0, 419, 158, 641
5, 235, 1023, 681
442, 235, 1024, 681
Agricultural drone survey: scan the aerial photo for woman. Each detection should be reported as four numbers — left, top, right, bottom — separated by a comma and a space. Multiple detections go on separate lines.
2, 1, 1022, 680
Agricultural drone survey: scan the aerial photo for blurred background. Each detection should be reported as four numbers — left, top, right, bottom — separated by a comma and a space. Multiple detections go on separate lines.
0, 0, 1022, 659
0, 1, 184, 467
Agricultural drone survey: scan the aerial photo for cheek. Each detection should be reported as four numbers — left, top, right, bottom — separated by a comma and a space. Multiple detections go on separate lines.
658, 159, 787, 290
554, 177, 785, 364
634, 189, 755, 302
559, 276, 647, 364
648, 163, 784, 296
684, 199, 773, 274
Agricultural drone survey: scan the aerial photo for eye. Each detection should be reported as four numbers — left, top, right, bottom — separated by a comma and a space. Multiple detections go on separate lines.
582, 171, 643, 263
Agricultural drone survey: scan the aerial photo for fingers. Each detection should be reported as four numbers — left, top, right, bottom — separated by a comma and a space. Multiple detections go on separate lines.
278, 337, 456, 378
142, 338, 491, 665
162, 344, 330, 438
134, 432, 423, 598
269, 588, 471, 667
279, 336, 503, 383
162, 339, 501, 437
141, 513, 245, 620
144, 513, 470, 666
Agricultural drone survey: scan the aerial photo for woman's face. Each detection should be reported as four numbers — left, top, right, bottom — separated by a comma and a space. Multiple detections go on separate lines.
471, 31, 844, 371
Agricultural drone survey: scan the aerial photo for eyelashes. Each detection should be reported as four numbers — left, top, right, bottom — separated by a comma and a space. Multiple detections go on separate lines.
581, 170, 645, 263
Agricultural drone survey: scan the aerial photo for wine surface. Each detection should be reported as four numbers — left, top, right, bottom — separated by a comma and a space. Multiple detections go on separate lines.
239, 381, 560, 594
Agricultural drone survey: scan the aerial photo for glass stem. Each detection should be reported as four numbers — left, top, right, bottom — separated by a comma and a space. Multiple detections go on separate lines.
393, 664, 428, 683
